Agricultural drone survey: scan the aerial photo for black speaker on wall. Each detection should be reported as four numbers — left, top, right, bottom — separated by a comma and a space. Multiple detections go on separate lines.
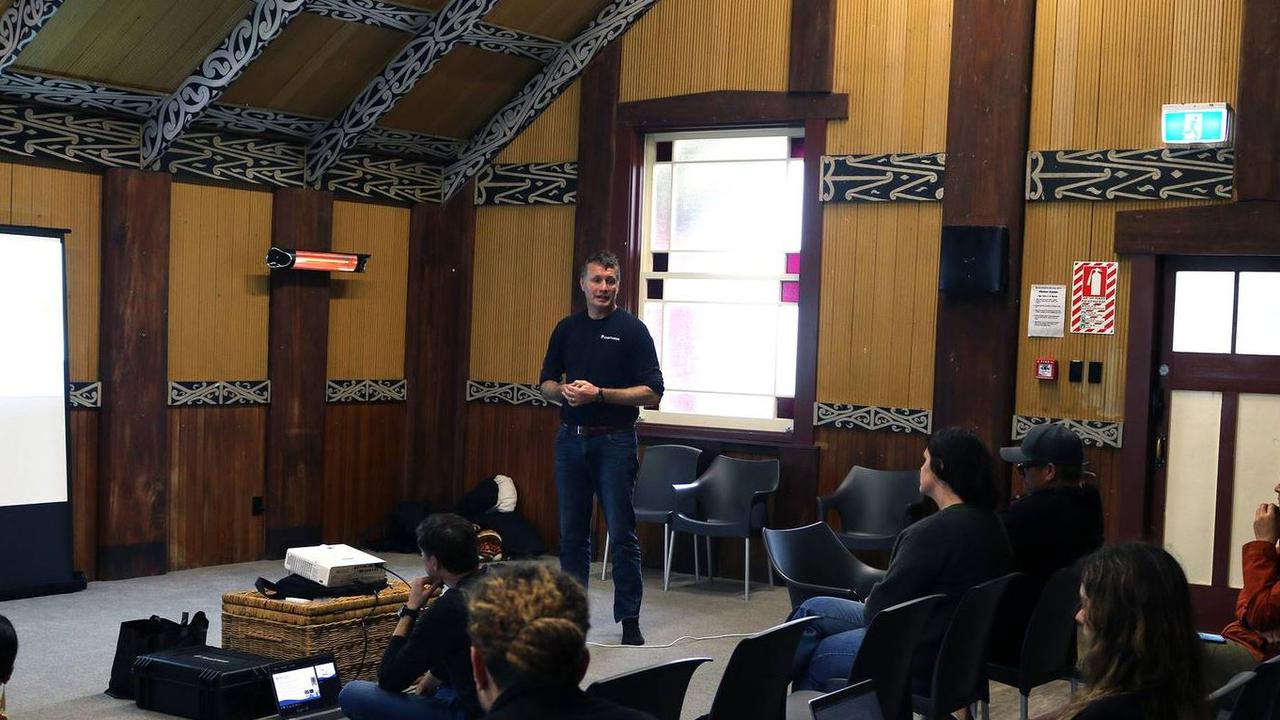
939, 225, 1009, 293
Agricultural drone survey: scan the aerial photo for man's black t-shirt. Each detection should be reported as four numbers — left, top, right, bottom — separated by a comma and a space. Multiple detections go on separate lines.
539, 310, 664, 426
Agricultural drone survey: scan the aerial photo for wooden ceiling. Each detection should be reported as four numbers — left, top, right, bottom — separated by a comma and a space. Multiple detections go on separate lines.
483, 0, 611, 41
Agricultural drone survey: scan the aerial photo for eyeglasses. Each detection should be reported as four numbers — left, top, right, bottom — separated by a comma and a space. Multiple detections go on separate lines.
1016, 462, 1044, 476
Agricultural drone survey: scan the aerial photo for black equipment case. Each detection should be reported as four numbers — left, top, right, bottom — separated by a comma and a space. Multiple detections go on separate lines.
133, 645, 277, 720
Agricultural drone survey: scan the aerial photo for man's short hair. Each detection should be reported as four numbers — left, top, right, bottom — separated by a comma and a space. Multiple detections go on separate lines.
416, 513, 479, 575
0, 614, 16, 683
580, 250, 622, 282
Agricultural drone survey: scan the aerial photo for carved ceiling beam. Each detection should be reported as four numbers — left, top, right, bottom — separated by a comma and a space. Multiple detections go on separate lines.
0, 0, 64, 75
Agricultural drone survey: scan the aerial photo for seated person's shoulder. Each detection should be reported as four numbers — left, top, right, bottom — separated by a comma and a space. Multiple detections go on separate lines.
1070, 692, 1145, 720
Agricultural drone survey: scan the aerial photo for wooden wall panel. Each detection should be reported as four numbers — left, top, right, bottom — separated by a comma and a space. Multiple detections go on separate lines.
463, 402, 561, 548
817, 202, 941, 407
323, 403, 405, 544
496, 79, 580, 163
0, 162, 101, 379
1028, 0, 1242, 149
70, 411, 98, 579
618, 0, 789, 102
167, 407, 266, 570
169, 182, 272, 379
328, 200, 410, 380
469, 205, 574, 382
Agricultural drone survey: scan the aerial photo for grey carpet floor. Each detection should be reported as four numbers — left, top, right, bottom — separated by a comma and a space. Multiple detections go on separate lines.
0, 555, 1072, 719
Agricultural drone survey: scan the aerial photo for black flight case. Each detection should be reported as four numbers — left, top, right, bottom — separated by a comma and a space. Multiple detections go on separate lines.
133, 645, 277, 720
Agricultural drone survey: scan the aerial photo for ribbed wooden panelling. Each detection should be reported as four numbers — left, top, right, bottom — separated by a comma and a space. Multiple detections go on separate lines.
618, 0, 789, 102
70, 411, 98, 579
469, 205, 574, 382
826, 0, 953, 153
1017, 199, 1221, 420
817, 202, 941, 408
496, 79, 580, 163
0, 161, 100, 379
322, 403, 405, 544
1028, 0, 1242, 148
168, 182, 272, 379
327, 200, 410, 379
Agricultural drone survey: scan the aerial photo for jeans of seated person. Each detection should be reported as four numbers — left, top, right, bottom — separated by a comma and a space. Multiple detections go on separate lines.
789, 597, 870, 691
555, 427, 642, 624
338, 680, 468, 720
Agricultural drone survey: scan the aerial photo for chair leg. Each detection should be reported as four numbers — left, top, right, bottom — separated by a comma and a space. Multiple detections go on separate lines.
744, 537, 750, 601
706, 536, 713, 580
981, 699, 990, 720
1020, 693, 1028, 720
1070, 678, 1079, 695
662, 523, 671, 592
692, 534, 699, 581
601, 532, 610, 580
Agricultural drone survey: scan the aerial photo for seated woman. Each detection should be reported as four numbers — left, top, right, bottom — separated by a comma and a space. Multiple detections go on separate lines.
1, 614, 16, 720
466, 564, 655, 720
1060, 543, 1203, 720
790, 426, 1012, 691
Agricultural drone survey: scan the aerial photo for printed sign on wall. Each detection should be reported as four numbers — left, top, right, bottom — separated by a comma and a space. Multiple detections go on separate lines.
1071, 261, 1118, 334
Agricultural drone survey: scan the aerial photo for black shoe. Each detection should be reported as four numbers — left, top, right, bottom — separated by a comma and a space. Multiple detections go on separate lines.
621, 619, 645, 646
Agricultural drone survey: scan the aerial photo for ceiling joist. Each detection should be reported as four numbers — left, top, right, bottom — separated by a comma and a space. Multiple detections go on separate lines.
139, 0, 308, 169
0, 0, 63, 75
304, 0, 501, 186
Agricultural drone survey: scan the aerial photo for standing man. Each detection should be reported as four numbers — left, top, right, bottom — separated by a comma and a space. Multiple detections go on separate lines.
540, 250, 664, 646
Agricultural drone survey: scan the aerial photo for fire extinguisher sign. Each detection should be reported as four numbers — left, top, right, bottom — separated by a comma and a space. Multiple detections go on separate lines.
1071, 261, 1118, 335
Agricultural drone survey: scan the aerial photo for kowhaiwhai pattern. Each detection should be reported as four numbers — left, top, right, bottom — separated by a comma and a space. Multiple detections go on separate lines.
169, 381, 271, 406
305, 0, 501, 186
326, 152, 442, 204
141, 0, 308, 169
466, 381, 558, 407
326, 379, 407, 403
1026, 148, 1234, 201
0, 0, 63, 74
69, 381, 100, 409
362, 127, 462, 160
460, 23, 562, 63
820, 153, 945, 202
0, 102, 138, 167
443, 0, 660, 199
1012, 415, 1122, 449
475, 162, 577, 205
199, 105, 323, 139
813, 403, 932, 434
0, 71, 162, 117
166, 132, 305, 188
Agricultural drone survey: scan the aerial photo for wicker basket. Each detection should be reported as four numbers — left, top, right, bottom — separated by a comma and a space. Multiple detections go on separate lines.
221, 580, 409, 682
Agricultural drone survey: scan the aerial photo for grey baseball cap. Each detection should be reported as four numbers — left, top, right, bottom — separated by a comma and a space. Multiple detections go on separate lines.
999, 424, 1086, 467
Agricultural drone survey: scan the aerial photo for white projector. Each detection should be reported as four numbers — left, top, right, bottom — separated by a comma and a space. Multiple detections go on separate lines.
284, 544, 386, 587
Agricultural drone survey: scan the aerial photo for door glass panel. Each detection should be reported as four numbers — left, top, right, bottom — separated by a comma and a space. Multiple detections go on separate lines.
1230, 394, 1280, 587
1236, 272, 1280, 356
1164, 390, 1222, 585
1172, 271, 1234, 353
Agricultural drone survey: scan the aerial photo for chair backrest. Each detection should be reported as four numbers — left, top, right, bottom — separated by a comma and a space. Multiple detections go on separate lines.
1229, 657, 1280, 720
928, 573, 1020, 717
763, 522, 884, 605
809, 679, 886, 720
633, 444, 702, 513
849, 594, 947, 720
586, 656, 712, 720
1016, 564, 1083, 690
695, 455, 780, 525
707, 616, 815, 720
829, 466, 922, 536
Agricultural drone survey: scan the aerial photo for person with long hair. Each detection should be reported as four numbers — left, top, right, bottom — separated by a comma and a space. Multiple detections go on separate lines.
789, 427, 1012, 690
0, 614, 15, 720
1060, 543, 1204, 720
467, 564, 655, 719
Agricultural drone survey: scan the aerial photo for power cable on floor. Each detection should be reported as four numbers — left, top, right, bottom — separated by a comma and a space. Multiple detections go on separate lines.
588, 631, 758, 649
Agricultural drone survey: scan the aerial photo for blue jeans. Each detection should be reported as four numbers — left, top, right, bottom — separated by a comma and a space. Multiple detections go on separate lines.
789, 597, 869, 691
556, 426, 642, 623
338, 680, 467, 720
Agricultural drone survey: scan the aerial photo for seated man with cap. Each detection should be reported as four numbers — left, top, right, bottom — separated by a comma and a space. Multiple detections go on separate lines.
990, 423, 1104, 665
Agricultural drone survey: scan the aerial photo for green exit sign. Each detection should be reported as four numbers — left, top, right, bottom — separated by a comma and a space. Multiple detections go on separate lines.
1162, 103, 1232, 146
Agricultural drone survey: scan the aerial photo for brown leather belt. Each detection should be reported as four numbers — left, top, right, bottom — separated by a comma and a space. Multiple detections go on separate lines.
563, 423, 634, 437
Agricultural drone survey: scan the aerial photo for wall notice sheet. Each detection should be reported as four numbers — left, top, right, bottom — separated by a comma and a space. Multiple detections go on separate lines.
1028, 284, 1065, 338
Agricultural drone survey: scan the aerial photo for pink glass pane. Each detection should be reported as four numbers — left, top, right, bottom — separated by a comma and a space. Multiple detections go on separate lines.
650, 163, 672, 251
661, 303, 777, 395
785, 253, 801, 274
789, 136, 805, 159
781, 281, 800, 303
775, 305, 797, 396
659, 391, 775, 419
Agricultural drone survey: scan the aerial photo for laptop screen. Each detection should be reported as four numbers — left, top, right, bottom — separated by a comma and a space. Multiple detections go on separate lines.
808, 679, 884, 720
269, 655, 342, 717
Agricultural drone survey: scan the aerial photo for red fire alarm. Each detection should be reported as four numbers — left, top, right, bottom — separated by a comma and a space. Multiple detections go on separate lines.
1035, 358, 1058, 380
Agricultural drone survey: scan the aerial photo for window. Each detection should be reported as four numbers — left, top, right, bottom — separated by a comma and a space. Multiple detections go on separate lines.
638, 129, 805, 432
1172, 270, 1280, 355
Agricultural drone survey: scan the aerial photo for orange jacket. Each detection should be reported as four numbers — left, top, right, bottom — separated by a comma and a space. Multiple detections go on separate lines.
1223, 540, 1280, 662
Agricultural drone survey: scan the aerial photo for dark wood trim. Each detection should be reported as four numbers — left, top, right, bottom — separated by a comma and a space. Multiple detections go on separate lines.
1211, 393, 1239, 587
1191, 584, 1240, 632
1162, 355, 1280, 395
1118, 255, 1160, 541
97, 168, 171, 579
932, 0, 1035, 455
611, 122, 644, 316
265, 188, 333, 559
1115, 202, 1280, 256
638, 423, 805, 449
788, 0, 837, 93
618, 91, 848, 128
793, 117, 826, 446
403, 183, 476, 506
572, 43, 623, 315
1235, 0, 1280, 201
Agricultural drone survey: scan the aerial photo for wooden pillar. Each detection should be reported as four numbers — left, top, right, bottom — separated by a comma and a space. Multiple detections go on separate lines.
1235, 0, 1280, 201
98, 168, 171, 579
265, 188, 332, 558
932, 0, 1037, 453
573, 42, 624, 313
403, 182, 476, 505
788, 0, 836, 93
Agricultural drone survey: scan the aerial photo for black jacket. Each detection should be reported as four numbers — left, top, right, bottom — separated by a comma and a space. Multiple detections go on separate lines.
484, 683, 657, 720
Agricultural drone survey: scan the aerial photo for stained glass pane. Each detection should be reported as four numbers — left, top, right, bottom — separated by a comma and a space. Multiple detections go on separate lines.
664, 279, 780, 303
661, 303, 777, 395
671, 161, 800, 252
775, 305, 797, 396
781, 281, 800, 303
673, 136, 789, 162
785, 252, 801, 274
650, 163, 672, 251
642, 301, 663, 358
667, 251, 784, 276
1236, 272, 1280, 356
660, 391, 775, 419
1172, 271, 1234, 354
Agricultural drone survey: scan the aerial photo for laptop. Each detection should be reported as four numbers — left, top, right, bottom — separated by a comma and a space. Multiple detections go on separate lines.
266, 654, 346, 720
808, 679, 885, 720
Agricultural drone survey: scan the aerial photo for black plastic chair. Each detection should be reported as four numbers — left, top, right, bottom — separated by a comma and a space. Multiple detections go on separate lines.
785, 594, 946, 720
587, 656, 712, 720
808, 679, 885, 720
601, 444, 702, 590
1224, 655, 1280, 720
818, 466, 921, 551
763, 522, 886, 609
911, 573, 1020, 720
672, 455, 780, 600
986, 565, 1083, 720
702, 616, 816, 720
